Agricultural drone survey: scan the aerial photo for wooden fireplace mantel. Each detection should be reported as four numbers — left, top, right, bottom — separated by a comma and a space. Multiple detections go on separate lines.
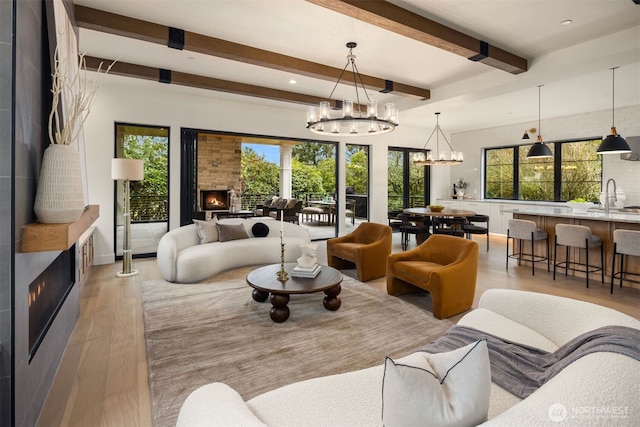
22, 205, 99, 253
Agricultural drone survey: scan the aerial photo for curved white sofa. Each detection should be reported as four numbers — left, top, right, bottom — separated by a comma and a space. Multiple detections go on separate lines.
177, 289, 640, 426
157, 218, 311, 283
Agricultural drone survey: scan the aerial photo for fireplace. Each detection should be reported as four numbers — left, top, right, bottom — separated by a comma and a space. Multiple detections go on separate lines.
28, 247, 75, 361
201, 190, 229, 210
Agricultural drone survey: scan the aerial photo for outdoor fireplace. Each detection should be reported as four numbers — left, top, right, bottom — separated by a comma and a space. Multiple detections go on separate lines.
201, 190, 229, 210
28, 247, 75, 361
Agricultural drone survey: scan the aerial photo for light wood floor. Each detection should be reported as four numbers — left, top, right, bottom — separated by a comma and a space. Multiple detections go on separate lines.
37, 233, 640, 426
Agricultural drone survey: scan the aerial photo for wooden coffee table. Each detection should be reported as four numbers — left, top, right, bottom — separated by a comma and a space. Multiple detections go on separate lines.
246, 263, 343, 322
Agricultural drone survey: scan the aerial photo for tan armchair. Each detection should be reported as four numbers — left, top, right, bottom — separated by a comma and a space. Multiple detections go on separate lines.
327, 222, 392, 282
387, 234, 478, 319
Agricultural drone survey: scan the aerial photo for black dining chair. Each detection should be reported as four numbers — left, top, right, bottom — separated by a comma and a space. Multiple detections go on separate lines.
462, 214, 490, 251
432, 217, 466, 238
398, 213, 430, 250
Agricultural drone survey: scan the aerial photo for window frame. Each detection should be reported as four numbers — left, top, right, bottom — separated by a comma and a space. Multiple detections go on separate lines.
483, 137, 603, 202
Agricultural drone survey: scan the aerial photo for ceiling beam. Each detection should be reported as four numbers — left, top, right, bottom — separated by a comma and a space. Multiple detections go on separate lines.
305, 0, 528, 75
84, 56, 366, 109
75, 5, 430, 100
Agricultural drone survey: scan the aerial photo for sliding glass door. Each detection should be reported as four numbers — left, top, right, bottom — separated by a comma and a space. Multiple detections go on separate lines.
388, 147, 429, 213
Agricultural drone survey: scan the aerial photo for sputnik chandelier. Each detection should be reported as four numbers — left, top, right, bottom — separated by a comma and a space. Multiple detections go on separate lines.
306, 42, 398, 136
412, 112, 463, 166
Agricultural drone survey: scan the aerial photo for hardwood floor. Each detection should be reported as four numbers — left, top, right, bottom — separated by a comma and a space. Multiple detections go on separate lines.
37, 233, 640, 426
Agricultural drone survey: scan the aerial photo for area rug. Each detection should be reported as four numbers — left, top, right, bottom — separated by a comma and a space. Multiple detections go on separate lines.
142, 267, 454, 427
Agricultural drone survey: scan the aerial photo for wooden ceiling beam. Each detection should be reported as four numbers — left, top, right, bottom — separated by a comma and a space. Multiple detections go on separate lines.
84, 56, 365, 109
305, 0, 528, 74
75, 5, 430, 100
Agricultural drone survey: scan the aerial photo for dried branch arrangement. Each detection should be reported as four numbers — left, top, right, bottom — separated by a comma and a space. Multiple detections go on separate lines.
48, 46, 115, 145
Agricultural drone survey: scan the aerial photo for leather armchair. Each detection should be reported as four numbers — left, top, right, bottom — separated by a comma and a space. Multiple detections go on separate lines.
387, 234, 478, 319
327, 222, 392, 282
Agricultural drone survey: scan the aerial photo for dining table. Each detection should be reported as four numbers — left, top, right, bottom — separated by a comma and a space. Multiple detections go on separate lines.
308, 200, 336, 224
401, 208, 477, 245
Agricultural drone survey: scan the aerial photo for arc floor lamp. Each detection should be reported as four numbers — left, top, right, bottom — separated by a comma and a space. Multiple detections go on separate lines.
112, 158, 144, 277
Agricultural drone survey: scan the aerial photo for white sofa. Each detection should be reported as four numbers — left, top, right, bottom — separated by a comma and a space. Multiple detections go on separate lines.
156, 218, 311, 283
176, 289, 640, 426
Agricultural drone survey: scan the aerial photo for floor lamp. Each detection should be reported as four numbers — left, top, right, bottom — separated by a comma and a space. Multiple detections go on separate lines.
112, 158, 144, 277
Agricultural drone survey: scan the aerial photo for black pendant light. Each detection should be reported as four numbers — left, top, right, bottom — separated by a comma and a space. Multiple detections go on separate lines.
597, 67, 631, 154
526, 85, 553, 158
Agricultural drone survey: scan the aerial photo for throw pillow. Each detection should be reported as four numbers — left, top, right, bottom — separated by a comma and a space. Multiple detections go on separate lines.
216, 223, 250, 242
251, 222, 270, 238
193, 219, 219, 244
381, 340, 490, 427
285, 198, 298, 209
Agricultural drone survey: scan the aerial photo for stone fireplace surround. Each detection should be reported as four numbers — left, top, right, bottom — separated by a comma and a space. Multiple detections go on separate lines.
197, 134, 242, 212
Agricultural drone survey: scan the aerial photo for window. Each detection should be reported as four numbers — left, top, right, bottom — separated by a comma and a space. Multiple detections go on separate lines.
484, 139, 602, 202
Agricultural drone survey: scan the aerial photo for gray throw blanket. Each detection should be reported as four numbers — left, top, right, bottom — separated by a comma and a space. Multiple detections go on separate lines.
418, 325, 640, 399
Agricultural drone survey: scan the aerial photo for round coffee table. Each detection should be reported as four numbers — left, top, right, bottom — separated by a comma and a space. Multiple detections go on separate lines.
246, 263, 343, 322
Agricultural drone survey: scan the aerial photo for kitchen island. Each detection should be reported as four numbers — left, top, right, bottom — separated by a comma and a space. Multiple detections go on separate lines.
510, 207, 640, 289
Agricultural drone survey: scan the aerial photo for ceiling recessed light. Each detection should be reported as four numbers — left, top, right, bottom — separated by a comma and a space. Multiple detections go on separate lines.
289, 79, 297, 84
560, 19, 573, 25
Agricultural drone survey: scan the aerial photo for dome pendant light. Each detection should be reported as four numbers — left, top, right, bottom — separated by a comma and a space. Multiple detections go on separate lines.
526, 85, 553, 158
597, 67, 631, 154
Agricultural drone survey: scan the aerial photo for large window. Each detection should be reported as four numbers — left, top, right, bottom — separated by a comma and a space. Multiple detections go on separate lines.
484, 139, 602, 202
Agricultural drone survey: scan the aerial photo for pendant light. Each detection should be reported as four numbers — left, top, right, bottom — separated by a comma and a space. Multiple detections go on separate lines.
412, 112, 463, 166
597, 67, 631, 154
521, 128, 536, 140
526, 85, 553, 158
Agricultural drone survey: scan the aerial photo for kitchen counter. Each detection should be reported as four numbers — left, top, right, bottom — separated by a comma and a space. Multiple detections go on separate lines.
508, 206, 640, 224
512, 208, 640, 289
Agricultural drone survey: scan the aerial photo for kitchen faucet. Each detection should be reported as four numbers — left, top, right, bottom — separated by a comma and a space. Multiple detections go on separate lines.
604, 178, 617, 213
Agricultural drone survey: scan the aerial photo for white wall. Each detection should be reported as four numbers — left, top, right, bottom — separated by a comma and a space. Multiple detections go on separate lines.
83, 75, 425, 264
450, 105, 640, 204
84, 74, 640, 265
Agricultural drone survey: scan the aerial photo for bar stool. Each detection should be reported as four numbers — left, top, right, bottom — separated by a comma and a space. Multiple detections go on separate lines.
553, 224, 604, 288
611, 229, 640, 293
463, 214, 490, 251
506, 219, 550, 275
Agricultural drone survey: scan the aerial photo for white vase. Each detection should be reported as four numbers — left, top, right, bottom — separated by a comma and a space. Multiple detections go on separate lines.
34, 144, 85, 223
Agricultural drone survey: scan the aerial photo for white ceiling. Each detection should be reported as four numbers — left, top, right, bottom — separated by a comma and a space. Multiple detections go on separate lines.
74, 0, 640, 133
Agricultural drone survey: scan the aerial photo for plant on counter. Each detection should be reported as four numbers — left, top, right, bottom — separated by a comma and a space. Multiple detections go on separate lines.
455, 177, 469, 191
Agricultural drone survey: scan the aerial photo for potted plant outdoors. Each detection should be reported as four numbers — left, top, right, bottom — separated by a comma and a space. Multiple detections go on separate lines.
34, 46, 114, 223
455, 177, 469, 199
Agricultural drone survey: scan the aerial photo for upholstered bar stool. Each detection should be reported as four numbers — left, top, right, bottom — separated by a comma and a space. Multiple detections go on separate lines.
611, 229, 640, 293
506, 219, 550, 275
553, 224, 604, 288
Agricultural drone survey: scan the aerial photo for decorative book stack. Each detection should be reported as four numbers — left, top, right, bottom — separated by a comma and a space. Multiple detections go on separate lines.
292, 263, 321, 278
